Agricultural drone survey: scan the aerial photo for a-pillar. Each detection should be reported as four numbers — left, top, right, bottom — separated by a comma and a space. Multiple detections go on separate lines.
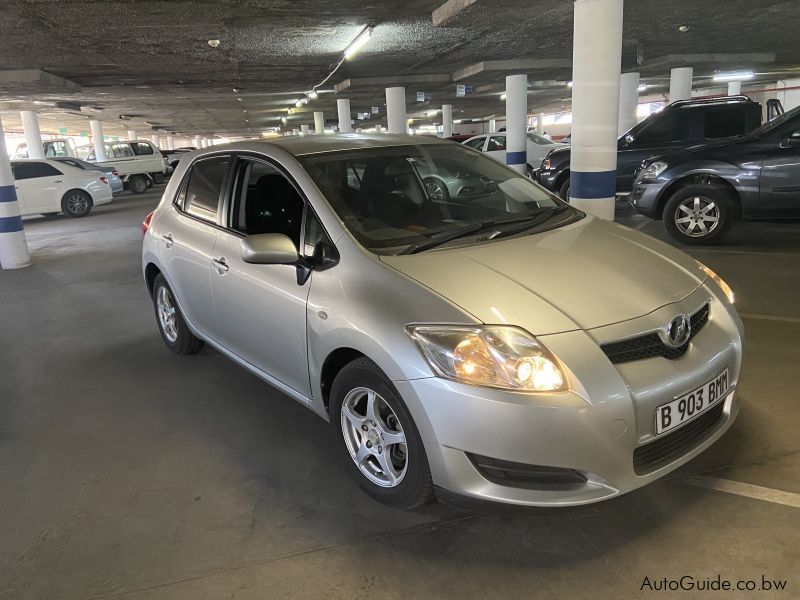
314, 111, 325, 134
0, 115, 31, 269
669, 67, 693, 102
442, 104, 453, 138
20, 111, 44, 159
89, 120, 108, 162
505, 74, 528, 174
618, 72, 640, 135
569, 0, 623, 220
337, 99, 352, 133
728, 81, 742, 95
127, 130, 138, 141
385, 87, 407, 134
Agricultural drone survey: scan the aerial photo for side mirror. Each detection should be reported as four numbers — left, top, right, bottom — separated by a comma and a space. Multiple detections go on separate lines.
240, 233, 299, 265
781, 131, 800, 149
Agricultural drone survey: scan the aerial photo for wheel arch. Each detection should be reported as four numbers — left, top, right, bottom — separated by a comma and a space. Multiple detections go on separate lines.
144, 262, 162, 295
320, 347, 367, 414
655, 172, 742, 220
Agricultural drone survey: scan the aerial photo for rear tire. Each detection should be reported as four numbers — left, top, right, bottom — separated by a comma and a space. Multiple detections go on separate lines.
129, 175, 148, 194
330, 357, 433, 509
151, 274, 204, 355
61, 190, 92, 217
663, 184, 734, 245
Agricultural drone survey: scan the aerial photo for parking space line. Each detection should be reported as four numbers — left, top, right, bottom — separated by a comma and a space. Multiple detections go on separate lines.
740, 313, 800, 324
684, 475, 800, 509
633, 221, 650, 230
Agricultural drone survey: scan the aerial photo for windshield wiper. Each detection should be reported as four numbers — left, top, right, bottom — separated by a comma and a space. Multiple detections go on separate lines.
489, 206, 572, 240
400, 212, 566, 255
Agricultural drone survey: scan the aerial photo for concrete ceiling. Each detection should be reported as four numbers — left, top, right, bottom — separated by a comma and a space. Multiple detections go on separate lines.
1, 0, 799, 138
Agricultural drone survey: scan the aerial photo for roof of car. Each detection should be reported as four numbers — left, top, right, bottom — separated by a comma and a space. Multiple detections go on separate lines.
206, 133, 450, 157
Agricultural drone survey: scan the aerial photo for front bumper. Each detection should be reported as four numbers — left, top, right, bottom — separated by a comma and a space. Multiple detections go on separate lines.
395, 289, 743, 507
630, 179, 668, 218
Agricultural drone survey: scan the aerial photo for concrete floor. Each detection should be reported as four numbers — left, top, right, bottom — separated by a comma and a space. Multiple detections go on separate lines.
1, 187, 798, 599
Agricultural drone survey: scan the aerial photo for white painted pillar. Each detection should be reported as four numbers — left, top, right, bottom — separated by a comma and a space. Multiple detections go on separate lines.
618, 72, 640, 135
193, 135, 202, 148
385, 87, 407, 134
152, 134, 161, 149
292, 128, 299, 136
314, 112, 325, 134
536, 112, 545, 135
337, 99, 352, 133
728, 81, 742, 96
488, 118, 497, 133
442, 104, 453, 138
300, 124, 309, 135
127, 130, 138, 141
505, 74, 528, 174
777, 78, 800, 111
569, 0, 623, 220
165, 136, 175, 150
89, 120, 108, 162
0, 115, 31, 269
669, 67, 693, 102
20, 112, 44, 159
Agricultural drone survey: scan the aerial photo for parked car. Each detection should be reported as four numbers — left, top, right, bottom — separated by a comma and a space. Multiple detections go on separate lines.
462, 132, 566, 175
142, 135, 742, 509
50, 156, 124, 194
13, 138, 78, 159
445, 134, 476, 143
10, 159, 112, 217
538, 96, 764, 199
631, 104, 800, 244
162, 148, 192, 172
77, 140, 168, 193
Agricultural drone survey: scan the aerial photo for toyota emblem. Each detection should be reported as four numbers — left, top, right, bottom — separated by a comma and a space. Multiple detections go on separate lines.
665, 314, 691, 348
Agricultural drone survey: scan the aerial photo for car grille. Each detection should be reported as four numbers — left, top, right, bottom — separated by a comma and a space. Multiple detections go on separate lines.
600, 303, 710, 365
467, 454, 587, 490
633, 401, 726, 475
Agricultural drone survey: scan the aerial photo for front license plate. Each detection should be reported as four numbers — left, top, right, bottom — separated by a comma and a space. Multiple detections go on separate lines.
655, 369, 729, 435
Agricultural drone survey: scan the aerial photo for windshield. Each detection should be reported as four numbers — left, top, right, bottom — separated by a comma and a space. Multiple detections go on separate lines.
527, 133, 554, 145
750, 104, 800, 137
299, 143, 577, 255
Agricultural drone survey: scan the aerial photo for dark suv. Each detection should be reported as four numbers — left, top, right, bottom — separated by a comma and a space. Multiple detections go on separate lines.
537, 96, 763, 198
630, 105, 800, 244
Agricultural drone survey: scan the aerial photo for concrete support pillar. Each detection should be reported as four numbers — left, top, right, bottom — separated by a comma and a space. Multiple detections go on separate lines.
292, 128, 299, 136
385, 87, 407, 134
152, 134, 161, 149
165, 136, 175, 150
376, 125, 383, 133
728, 81, 742, 96
127, 130, 138, 141
337, 99, 352, 133
0, 115, 31, 269
89, 120, 108, 162
193, 135, 202, 148
777, 78, 800, 111
669, 67, 693, 102
442, 104, 453, 138
314, 112, 325, 134
569, 0, 623, 220
20, 112, 44, 159
488, 118, 497, 133
300, 124, 309, 135
536, 112, 545, 135
618, 72, 640, 135
505, 74, 528, 173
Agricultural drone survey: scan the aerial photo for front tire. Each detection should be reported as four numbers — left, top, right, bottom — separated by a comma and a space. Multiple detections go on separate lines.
61, 190, 92, 217
151, 274, 204, 355
663, 184, 734, 245
331, 357, 433, 509
558, 176, 571, 200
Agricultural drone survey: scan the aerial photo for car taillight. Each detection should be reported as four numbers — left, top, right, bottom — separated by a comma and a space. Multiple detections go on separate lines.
112, 170, 119, 176
142, 211, 154, 236
99, 176, 108, 185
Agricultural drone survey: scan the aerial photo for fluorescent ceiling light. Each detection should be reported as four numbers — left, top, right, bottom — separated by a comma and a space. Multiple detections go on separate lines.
638, 84, 648, 92
344, 27, 372, 60
500, 93, 507, 100
713, 71, 754, 82
567, 81, 573, 88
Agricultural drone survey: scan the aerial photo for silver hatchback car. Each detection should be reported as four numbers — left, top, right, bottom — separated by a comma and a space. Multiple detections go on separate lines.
141, 134, 743, 509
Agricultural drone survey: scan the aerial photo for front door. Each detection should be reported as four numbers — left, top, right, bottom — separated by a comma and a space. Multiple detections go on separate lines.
210, 157, 311, 398
11, 162, 64, 213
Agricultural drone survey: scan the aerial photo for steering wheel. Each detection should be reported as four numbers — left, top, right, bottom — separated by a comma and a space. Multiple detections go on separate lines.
422, 176, 451, 202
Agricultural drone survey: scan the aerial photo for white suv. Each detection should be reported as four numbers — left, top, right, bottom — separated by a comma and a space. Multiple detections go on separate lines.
77, 141, 167, 193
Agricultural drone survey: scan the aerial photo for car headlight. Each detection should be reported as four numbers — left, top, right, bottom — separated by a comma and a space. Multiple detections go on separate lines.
541, 158, 552, 171
698, 262, 735, 304
639, 161, 668, 181
406, 325, 567, 392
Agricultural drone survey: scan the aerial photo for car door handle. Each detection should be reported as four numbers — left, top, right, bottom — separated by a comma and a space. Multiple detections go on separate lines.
162, 233, 174, 248
54, 179, 63, 183
212, 257, 229, 274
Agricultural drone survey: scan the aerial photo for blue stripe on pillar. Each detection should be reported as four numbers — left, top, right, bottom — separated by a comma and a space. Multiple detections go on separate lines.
570, 170, 617, 199
0, 215, 24, 233
506, 151, 527, 165
0, 185, 18, 203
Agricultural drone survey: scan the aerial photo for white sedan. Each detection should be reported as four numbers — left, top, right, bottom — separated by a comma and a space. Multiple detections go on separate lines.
462, 132, 566, 172
10, 159, 113, 218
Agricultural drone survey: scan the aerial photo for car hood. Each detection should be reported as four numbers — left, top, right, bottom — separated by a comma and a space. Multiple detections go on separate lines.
380, 217, 705, 335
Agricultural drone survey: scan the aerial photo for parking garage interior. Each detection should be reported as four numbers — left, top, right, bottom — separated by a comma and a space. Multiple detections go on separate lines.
1, 1, 800, 599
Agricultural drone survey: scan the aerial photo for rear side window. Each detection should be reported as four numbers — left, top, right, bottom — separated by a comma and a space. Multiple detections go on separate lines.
464, 137, 485, 150
110, 144, 134, 158
12, 162, 62, 180
634, 111, 693, 145
487, 136, 507, 151
132, 142, 154, 156
181, 156, 230, 221
704, 106, 747, 139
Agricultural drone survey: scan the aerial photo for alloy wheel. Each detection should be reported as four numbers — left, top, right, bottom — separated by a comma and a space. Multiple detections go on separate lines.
674, 196, 720, 237
340, 387, 408, 487
156, 285, 178, 343
66, 193, 89, 215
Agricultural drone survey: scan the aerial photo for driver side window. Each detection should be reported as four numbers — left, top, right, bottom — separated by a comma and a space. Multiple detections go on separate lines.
231, 160, 305, 248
